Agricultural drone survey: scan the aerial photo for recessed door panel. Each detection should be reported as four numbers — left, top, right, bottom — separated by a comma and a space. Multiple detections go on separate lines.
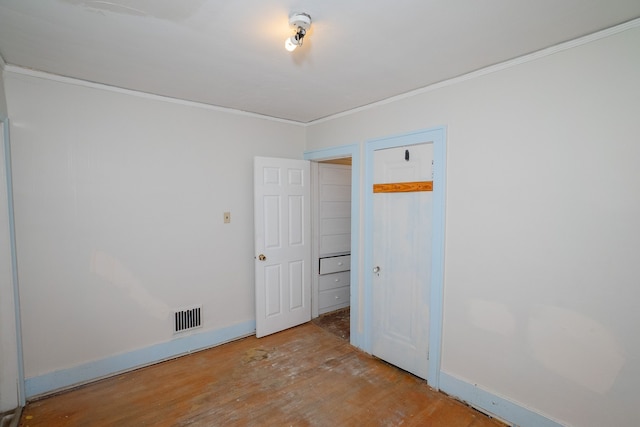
289, 260, 304, 310
265, 265, 282, 317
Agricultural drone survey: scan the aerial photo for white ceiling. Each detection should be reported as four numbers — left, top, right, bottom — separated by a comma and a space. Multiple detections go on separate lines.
1, 1, 639, 123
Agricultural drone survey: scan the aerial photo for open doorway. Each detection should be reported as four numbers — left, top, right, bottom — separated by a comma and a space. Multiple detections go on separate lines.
310, 157, 352, 341
304, 144, 361, 348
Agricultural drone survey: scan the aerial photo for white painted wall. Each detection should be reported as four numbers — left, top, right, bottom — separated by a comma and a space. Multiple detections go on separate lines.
0, 63, 21, 413
4, 71, 304, 381
3, 21, 639, 427
306, 25, 640, 427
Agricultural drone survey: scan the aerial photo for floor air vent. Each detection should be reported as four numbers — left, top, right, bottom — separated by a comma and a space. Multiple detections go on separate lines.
174, 306, 202, 333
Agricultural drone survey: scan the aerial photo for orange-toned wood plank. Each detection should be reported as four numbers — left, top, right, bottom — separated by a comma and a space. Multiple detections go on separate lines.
20, 322, 505, 427
373, 181, 433, 193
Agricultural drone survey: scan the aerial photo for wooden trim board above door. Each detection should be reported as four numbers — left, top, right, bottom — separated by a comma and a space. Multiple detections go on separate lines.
373, 181, 433, 193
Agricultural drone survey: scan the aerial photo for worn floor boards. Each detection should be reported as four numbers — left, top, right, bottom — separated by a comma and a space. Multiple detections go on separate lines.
311, 308, 350, 341
20, 323, 505, 427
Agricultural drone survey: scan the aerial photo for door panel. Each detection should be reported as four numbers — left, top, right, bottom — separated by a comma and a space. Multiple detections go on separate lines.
254, 157, 311, 338
372, 144, 433, 379
289, 260, 304, 309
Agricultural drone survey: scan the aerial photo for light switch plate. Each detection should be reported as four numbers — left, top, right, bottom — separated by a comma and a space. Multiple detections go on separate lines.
223, 212, 231, 223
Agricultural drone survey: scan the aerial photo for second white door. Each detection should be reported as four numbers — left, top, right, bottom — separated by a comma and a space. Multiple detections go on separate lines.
254, 157, 311, 338
372, 144, 433, 379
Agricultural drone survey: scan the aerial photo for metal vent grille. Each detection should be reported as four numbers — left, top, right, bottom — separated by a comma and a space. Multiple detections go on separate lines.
174, 306, 202, 333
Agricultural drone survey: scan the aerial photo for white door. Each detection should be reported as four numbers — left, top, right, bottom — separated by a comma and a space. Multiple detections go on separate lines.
372, 144, 433, 379
254, 157, 311, 338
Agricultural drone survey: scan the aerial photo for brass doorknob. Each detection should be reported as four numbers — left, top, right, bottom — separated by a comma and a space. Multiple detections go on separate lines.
258, 254, 267, 261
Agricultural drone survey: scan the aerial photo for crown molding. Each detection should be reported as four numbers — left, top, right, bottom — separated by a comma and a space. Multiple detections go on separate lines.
309, 17, 640, 126
3, 65, 306, 126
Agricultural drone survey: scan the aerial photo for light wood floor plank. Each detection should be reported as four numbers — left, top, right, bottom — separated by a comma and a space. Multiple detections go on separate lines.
20, 323, 505, 427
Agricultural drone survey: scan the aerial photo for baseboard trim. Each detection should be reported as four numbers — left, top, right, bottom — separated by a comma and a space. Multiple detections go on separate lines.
439, 372, 565, 427
25, 320, 256, 399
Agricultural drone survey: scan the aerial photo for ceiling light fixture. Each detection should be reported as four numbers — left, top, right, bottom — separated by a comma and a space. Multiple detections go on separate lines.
285, 13, 311, 52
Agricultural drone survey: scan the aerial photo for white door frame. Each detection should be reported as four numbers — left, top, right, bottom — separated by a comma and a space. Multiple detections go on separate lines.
364, 127, 446, 389
303, 144, 363, 348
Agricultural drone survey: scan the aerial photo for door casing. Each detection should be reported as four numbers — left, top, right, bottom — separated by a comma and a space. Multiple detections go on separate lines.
1, 116, 26, 407
364, 127, 446, 389
304, 144, 362, 348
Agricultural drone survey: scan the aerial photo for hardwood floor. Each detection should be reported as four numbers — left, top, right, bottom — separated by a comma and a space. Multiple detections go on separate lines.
311, 308, 350, 341
20, 323, 505, 427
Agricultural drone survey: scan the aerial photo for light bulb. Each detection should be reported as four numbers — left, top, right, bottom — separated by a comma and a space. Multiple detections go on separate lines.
285, 36, 298, 52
